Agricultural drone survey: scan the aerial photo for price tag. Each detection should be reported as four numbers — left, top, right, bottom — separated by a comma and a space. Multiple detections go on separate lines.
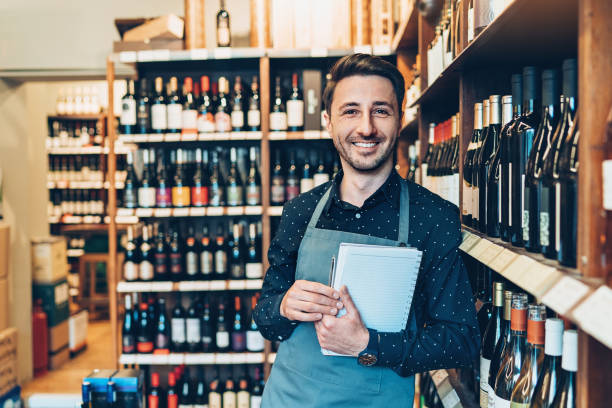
571, 285, 612, 349
209, 280, 227, 291
152, 49, 170, 61
246, 353, 265, 364
245, 279, 263, 290
516, 264, 561, 299
231, 353, 246, 364
244, 206, 262, 215
479, 242, 505, 265
57, 180, 69, 189
149, 354, 170, 365
431, 370, 449, 386
245, 131, 262, 140
137, 50, 155, 62
135, 208, 154, 217
226, 206, 244, 216
542, 276, 591, 316
178, 281, 210, 291
268, 353, 277, 363
150, 281, 174, 292
117, 208, 134, 216
148, 134, 164, 142
118, 51, 137, 63
214, 48, 232, 59
310, 47, 328, 57
190, 49, 208, 60
181, 132, 198, 141
441, 390, 460, 408
189, 207, 207, 217
173, 208, 190, 217
119, 354, 137, 365
168, 353, 185, 365
230, 132, 246, 140
116, 215, 139, 224
502, 255, 536, 284
119, 134, 135, 143
164, 133, 181, 142
207, 207, 224, 216
468, 238, 493, 261
198, 132, 215, 141
268, 206, 283, 217
268, 132, 287, 140
215, 132, 231, 140
489, 249, 518, 272
303, 130, 321, 139
459, 232, 480, 252
228, 280, 247, 290
137, 354, 154, 365
215, 353, 232, 364
133, 134, 149, 143
153, 208, 172, 217
353, 45, 373, 54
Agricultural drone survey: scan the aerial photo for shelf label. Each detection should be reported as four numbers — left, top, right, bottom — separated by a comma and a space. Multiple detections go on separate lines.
542, 276, 591, 316
119, 135, 135, 143
245, 131, 262, 140
245, 279, 263, 290
57, 180, 69, 189
459, 232, 480, 252
150, 281, 174, 292
209, 280, 227, 291
172, 208, 189, 217
268, 132, 287, 140
164, 133, 181, 142
489, 249, 518, 272
137, 50, 155, 62
303, 130, 321, 139
117, 208, 134, 216
207, 207, 224, 216
228, 280, 247, 290
214, 48, 232, 59
135, 208, 153, 217
246, 353, 265, 364
181, 132, 198, 141
137, 354, 154, 365
310, 47, 328, 57
226, 206, 245, 216
115, 215, 138, 224
153, 208, 172, 217
244, 206, 262, 215
215, 353, 232, 364
502, 255, 536, 284
515, 264, 561, 299
571, 285, 612, 349
149, 354, 170, 365
185, 353, 215, 365
118, 51, 137, 63
168, 353, 185, 365
147, 134, 163, 142
178, 281, 210, 291
189, 207, 207, 217
441, 389, 460, 408
152, 49, 170, 61
231, 353, 246, 364
431, 370, 449, 387
190, 49, 208, 60
133, 134, 149, 143
215, 132, 231, 140
468, 238, 493, 261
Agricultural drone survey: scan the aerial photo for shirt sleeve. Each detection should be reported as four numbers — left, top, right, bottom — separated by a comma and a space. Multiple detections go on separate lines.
253, 205, 301, 341
373, 210, 481, 377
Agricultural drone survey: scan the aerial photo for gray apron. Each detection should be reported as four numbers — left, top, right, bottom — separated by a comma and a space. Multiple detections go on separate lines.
262, 179, 416, 407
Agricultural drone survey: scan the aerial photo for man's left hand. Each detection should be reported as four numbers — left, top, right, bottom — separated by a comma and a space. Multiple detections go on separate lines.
314, 285, 369, 356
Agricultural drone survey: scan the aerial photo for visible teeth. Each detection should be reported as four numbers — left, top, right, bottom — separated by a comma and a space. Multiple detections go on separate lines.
354, 142, 377, 147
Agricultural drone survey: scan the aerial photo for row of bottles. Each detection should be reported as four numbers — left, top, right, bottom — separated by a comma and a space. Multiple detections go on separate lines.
123, 220, 262, 282
55, 86, 102, 115
120, 76, 261, 135
48, 119, 104, 147
421, 115, 460, 207
48, 189, 105, 219
123, 147, 261, 209
48, 155, 106, 184
122, 293, 264, 354
462, 59, 579, 267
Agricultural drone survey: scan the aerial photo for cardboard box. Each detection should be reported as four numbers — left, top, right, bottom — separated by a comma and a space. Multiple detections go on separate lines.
48, 345, 70, 370
113, 39, 184, 53
32, 279, 70, 327
0, 358, 18, 397
0, 279, 8, 331
0, 328, 17, 365
123, 14, 184, 42
69, 309, 88, 353
303, 70, 323, 131
49, 319, 69, 353
31, 237, 68, 284
0, 222, 9, 279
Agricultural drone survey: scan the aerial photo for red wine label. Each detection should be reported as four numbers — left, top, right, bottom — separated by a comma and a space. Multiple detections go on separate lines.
286, 185, 299, 201
156, 187, 172, 207
246, 185, 261, 205
167, 394, 178, 408
148, 395, 159, 408
527, 319, 545, 345
136, 340, 153, 353
170, 253, 182, 274
172, 186, 191, 207
271, 184, 285, 203
197, 112, 216, 133
191, 186, 209, 206
122, 336, 135, 354
154, 253, 167, 275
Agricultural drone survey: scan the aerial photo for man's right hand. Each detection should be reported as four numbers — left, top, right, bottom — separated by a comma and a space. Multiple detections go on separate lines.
280, 280, 343, 322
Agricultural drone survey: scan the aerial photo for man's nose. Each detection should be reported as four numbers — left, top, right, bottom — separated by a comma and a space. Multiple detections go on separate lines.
356, 113, 375, 137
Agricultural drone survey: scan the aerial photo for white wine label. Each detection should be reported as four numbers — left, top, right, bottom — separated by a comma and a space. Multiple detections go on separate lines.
463, 180, 471, 216
222, 392, 236, 408
215, 112, 231, 132
123, 262, 139, 281
167, 104, 183, 129
151, 104, 167, 130
603, 160, 612, 210
197, 113, 216, 132
209, 393, 222, 408
231, 110, 244, 128
522, 209, 529, 242
138, 188, 156, 208
540, 210, 550, 247
473, 187, 479, 219
555, 183, 561, 251
121, 99, 137, 125
246, 262, 263, 279
248, 109, 261, 127
186, 252, 198, 275
467, 7, 475, 42
182, 109, 198, 131
216, 331, 230, 348
139, 261, 154, 281
217, 27, 230, 46
287, 100, 304, 127
269, 112, 288, 131
237, 392, 250, 408
479, 357, 491, 408
246, 330, 265, 352
494, 395, 511, 408
186, 318, 201, 343
171, 318, 186, 343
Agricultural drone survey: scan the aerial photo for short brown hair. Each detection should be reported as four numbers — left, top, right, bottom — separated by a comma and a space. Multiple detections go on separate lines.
323, 53, 405, 117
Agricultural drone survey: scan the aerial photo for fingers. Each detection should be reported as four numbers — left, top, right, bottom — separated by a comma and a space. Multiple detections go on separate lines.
339, 286, 359, 318
294, 291, 343, 309
297, 280, 340, 299
292, 300, 338, 316
288, 310, 323, 322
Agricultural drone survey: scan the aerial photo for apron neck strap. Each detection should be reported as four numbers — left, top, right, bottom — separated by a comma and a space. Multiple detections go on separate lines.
306, 177, 411, 245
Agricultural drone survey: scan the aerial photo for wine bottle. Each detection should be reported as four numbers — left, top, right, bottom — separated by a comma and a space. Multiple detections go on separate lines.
494, 293, 529, 408
122, 294, 136, 354
550, 330, 577, 408
229, 222, 245, 279
151, 77, 167, 133
451, 115, 461, 206
541, 59, 577, 260
168, 372, 179, 408
137, 301, 154, 353
246, 295, 265, 352
167, 77, 183, 133
215, 77, 232, 132
155, 297, 170, 353
270, 76, 288, 131
138, 149, 156, 208
231, 76, 245, 131
194, 369, 208, 408
171, 295, 187, 352
124, 151, 138, 209
245, 223, 262, 279
136, 78, 150, 134
216, 299, 230, 352
301, 154, 314, 193
314, 151, 330, 187
227, 147, 244, 206
271, 150, 285, 205
214, 224, 228, 279
510, 67, 541, 247
209, 151, 225, 207
154, 228, 169, 281
209, 375, 223, 408
169, 230, 184, 281
287, 72, 304, 131
186, 296, 202, 352
139, 225, 154, 281
216, 0, 231, 47
156, 152, 172, 208
198, 76, 216, 133
490, 95, 513, 241
247, 76, 261, 131
81, 381, 92, 408
185, 226, 200, 279
484, 95, 502, 237
463, 103, 482, 225
231, 295, 246, 352
527, 318, 564, 408
179, 368, 194, 408
237, 374, 250, 408
173, 149, 191, 207
223, 378, 237, 408
182, 77, 198, 135
472, 100, 488, 228
201, 298, 214, 352
488, 289, 514, 408
120, 79, 137, 134
475, 97, 493, 232
480, 281, 504, 407
148, 373, 161, 408
246, 147, 261, 206
509, 304, 546, 407
250, 367, 264, 408
200, 225, 214, 279
477, 267, 493, 336
124, 226, 139, 281
192, 148, 209, 207
286, 150, 300, 201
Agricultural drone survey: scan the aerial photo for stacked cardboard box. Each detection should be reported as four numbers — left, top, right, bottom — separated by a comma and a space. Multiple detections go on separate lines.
0, 328, 18, 400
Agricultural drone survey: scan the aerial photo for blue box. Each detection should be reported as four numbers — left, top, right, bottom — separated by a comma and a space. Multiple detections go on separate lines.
84, 369, 117, 408
111, 369, 144, 408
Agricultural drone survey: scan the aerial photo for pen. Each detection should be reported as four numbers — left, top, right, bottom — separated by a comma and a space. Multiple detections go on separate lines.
328, 256, 336, 287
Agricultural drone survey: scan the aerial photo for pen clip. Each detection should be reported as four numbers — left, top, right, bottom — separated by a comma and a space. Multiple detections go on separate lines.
328, 256, 336, 287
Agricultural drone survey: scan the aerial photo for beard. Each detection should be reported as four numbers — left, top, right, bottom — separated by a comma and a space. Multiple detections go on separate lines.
332, 136, 397, 173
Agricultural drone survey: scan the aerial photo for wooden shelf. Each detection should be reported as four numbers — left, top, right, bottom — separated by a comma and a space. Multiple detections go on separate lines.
46, 145, 134, 155
114, 206, 263, 223
391, 0, 418, 51
118, 131, 263, 143
116, 279, 263, 293
119, 352, 266, 366
268, 131, 331, 140
49, 215, 103, 225
400, 118, 418, 140
47, 180, 124, 190
48, 113, 105, 121
412, 0, 578, 108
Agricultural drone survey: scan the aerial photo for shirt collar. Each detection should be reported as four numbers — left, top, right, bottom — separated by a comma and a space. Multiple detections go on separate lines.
323, 168, 401, 215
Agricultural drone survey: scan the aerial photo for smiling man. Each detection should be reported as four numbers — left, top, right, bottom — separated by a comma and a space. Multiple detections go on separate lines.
253, 54, 480, 407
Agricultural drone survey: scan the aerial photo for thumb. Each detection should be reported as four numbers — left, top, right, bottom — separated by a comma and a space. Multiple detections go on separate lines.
340, 286, 359, 317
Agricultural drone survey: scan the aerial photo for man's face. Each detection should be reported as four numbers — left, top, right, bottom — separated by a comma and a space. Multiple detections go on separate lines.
325, 74, 401, 173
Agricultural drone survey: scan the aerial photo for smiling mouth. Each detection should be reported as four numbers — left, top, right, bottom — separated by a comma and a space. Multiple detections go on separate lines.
352, 142, 379, 148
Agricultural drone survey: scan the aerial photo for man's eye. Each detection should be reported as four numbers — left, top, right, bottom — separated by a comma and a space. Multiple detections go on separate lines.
343, 109, 358, 115
374, 109, 390, 116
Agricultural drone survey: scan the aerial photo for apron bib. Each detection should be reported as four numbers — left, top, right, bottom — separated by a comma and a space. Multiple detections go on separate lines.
262, 180, 416, 407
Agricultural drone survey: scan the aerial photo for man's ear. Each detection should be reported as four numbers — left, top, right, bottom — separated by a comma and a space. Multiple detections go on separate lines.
324, 110, 332, 133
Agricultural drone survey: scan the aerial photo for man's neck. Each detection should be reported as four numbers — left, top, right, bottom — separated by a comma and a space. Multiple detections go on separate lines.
339, 160, 393, 208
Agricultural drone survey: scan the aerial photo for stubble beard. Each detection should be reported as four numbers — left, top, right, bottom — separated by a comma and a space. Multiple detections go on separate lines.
333, 136, 398, 173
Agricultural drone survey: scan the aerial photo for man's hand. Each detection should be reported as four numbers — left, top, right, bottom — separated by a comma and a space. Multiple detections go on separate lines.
314, 286, 369, 356
280, 280, 343, 322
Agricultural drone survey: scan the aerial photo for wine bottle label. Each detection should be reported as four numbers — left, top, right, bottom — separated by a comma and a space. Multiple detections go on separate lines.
271, 184, 285, 204
494, 395, 511, 408
167, 104, 183, 130
172, 186, 191, 207
522, 209, 529, 242
540, 184, 550, 247
232, 331, 246, 351
300, 178, 314, 194
226, 185, 243, 206
151, 104, 167, 130
186, 318, 201, 343
223, 392, 236, 408
230, 263, 244, 279
154, 253, 168, 276
170, 253, 182, 275
246, 330, 265, 351
171, 318, 186, 343
472, 187, 479, 219
178, 404, 193, 408
167, 394, 178, 408
237, 392, 250, 408
122, 334, 135, 354
286, 184, 299, 201
231, 110, 244, 128
313, 173, 330, 187
124, 188, 138, 209
201, 251, 213, 276
192, 185, 209, 206
136, 340, 154, 353
148, 396, 160, 408
121, 99, 137, 126
287, 100, 304, 127
137, 103, 149, 126
209, 184, 223, 206
155, 333, 169, 350
248, 109, 261, 127
453, 173, 460, 207
509, 403, 529, 408
462, 180, 471, 216
215, 112, 231, 132
250, 396, 262, 408
194, 404, 206, 408
467, 6, 475, 42
140, 261, 154, 281
246, 185, 261, 206
216, 331, 230, 348
218, 26, 230, 46
269, 112, 288, 131
215, 251, 227, 275
246, 262, 263, 279
182, 109, 198, 131
508, 163, 512, 227
555, 183, 561, 251
479, 357, 491, 408
186, 251, 198, 276
197, 112, 216, 133
156, 187, 172, 207
138, 187, 157, 208
124, 261, 139, 281
209, 393, 222, 408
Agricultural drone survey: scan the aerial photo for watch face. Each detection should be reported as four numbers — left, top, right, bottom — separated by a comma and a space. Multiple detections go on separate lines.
358, 353, 377, 366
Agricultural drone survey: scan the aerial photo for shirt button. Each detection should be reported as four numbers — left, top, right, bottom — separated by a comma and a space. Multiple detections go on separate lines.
355, 213, 361, 219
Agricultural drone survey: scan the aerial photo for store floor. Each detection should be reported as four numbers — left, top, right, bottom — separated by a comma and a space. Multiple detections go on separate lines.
22, 320, 114, 403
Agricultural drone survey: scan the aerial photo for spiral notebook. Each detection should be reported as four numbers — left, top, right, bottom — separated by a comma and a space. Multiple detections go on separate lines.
322, 243, 422, 356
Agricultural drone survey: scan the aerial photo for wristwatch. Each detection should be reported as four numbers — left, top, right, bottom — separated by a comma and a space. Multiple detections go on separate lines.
357, 328, 379, 367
